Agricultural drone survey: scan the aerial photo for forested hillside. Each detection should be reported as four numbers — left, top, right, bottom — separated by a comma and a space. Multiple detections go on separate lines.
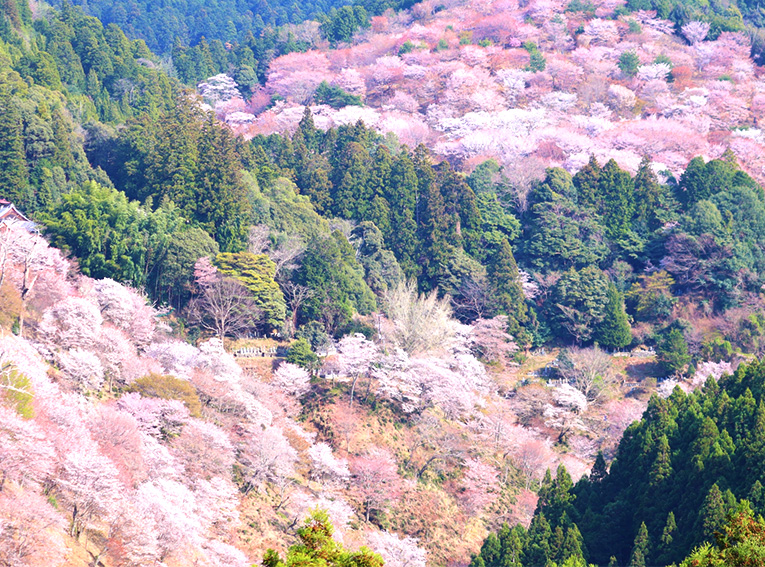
470, 359, 765, 566
6, 0, 765, 564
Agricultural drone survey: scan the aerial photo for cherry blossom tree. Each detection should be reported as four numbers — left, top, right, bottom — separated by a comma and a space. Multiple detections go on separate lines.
56, 348, 105, 391
0, 489, 67, 566
56, 448, 124, 539
543, 384, 588, 443
682, 21, 710, 45
335, 334, 379, 406
93, 279, 156, 347
470, 316, 518, 366
89, 405, 147, 487
0, 405, 56, 490
116, 392, 190, 440
37, 297, 103, 351
307, 442, 350, 484
459, 458, 499, 515
367, 531, 427, 567
172, 418, 235, 481
187, 271, 262, 339
349, 449, 402, 521
272, 362, 311, 397
556, 347, 617, 402
236, 424, 298, 495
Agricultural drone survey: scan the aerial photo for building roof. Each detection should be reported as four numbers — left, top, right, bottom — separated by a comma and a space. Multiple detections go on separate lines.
0, 201, 37, 233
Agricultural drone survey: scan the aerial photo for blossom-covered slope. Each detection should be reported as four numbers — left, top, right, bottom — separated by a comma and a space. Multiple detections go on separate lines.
206, 0, 765, 185
0, 222, 655, 566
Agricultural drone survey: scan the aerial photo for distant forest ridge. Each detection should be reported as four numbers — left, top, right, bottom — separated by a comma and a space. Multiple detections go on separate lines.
64, 0, 422, 54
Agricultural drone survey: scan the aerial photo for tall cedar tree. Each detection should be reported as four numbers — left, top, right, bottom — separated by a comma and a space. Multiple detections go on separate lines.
414, 145, 452, 291
487, 238, 528, 340
598, 159, 635, 241
196, 115, 250, 251
387, 151, 419, 279
573, 155, 601, 211
594, 283, 632, 350
0, 92, 30, 207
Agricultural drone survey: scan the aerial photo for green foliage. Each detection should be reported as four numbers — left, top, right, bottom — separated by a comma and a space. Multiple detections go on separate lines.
263, 509, 384, 567
487, 238, 528, 341
594, 283, 632, 350
150, 227, 220, 309
286, 338, 320, 371
399, 40, 415, 54
476, 358, 765, 566
126, 373, 203, 417
523, 42, 546, 71
550, 265, 610, 344
296, 321, 330, 352
628, 19, 643, 33
321, 5, 370, 44
215, 252, 287, 330
0, 361, 34, 419
566, 0, 596, 14
314, 81, 363, 109
295, 231, 377, 333
40, 181, 183, 287
629, 522, 650, 567
657, 327, 691, 375
618, 50, 640, 76
681, 503, 765, 566
625, 271, 676, 322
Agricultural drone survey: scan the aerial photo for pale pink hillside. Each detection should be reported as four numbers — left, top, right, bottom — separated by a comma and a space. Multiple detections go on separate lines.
0, 225, 654, 566
214, 0, 765, 183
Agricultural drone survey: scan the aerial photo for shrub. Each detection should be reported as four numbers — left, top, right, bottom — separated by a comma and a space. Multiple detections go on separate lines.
126, 373, 202, 417
618, 50, 640, 76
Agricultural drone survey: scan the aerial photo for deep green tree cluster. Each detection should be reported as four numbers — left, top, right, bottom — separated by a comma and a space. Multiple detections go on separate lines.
69, 0, 418, 56
0, 0, 178, 210
474, 358, 765, 566
250, 110, 532, 336
90, 105, 252, 252
263, 509, 384, 567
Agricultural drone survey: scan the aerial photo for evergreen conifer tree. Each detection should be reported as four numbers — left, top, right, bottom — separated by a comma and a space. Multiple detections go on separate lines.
487, 238, 528, 341
594, 283, 632, 350
629, 522, 650, 567
0, 92, 30, 207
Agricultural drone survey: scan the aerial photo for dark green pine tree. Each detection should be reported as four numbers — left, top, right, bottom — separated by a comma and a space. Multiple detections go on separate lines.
296, 106, 321, 153
560, 524, 586, 564
658, 328, 691, 376
649, 434, 673, 487
590, 451, 608, 483
676, 156, 711, 207
629, 521, 650, 567
658, 511, 676, 562
632, 156, 664, 234
537, 465, 576, 528
498, 524, 526, 567
594, 283, 632, 350
475, 532, 501, 567
196, 115, 250, 251
598, 159, 635, 241
0, 92, 31, 207
749, 481, 765, 514
414, 146, 452, 291
573, 155, 601, 210
698, 483, 727, 540
523, 512, 553, 567
367, 145, 393, 236
487, 238, 528, 341
387, 151, 419, 279
331, 141, 371, 219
